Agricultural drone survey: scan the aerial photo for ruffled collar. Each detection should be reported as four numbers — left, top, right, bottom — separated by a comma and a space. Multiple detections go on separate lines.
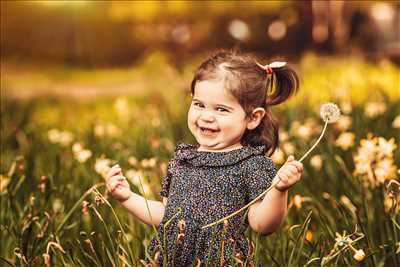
174, 143, 266, 167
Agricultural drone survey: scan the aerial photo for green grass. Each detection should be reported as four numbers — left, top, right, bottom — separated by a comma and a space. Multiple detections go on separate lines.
1, 55, 399, 266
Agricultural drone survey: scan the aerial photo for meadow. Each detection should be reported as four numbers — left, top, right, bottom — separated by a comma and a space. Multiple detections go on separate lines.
1, 53, 399, 266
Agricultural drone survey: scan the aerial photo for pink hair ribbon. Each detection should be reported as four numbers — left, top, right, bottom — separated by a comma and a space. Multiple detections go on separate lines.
256, 61, 287, 75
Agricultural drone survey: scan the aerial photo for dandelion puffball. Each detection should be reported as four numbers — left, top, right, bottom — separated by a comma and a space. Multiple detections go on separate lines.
320, 103, 341, 123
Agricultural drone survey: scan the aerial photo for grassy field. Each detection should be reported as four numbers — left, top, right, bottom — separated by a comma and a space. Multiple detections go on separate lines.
1, 54, 399, 266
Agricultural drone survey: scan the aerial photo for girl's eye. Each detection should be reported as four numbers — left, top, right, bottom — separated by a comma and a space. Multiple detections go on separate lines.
193, 102, 204, 108
216, 107, 229, 112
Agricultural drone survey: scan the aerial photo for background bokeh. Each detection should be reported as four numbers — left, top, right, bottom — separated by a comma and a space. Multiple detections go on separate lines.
1, 1, 399, 266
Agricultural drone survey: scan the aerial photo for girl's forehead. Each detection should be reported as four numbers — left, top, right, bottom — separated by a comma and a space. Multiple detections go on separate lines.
193, 79, 240, 105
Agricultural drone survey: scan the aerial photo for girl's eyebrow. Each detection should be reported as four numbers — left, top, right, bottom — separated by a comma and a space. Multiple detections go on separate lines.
192, 98, 234, 110
216, 104, 234, 111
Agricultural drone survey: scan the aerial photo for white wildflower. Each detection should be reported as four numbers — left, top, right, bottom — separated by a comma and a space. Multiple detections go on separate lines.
95, 158, 111, 178
335, 115, 352, 131
72, 143, 83, 153
310, 155, 322, 170
48, 129, 61, 143
75, 150, 92, 163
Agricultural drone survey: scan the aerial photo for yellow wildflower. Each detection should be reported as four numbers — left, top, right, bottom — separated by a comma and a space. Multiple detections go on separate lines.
279, 130, 289, 142
377, 137, 397, 158
364, 101, 386, 118
0, 175, 10, 193
114, 97, 129, 117
335, 132, 355, 150
282, 142, 295, 155
292, 194, 304, 209
141, 158, 157, 168
128, 156, 138, 166
353, 135, 398, 187
305, 230, 313, 242
335, 115, 352, 131
340, 101, 352, 114
392, 115, 400, 128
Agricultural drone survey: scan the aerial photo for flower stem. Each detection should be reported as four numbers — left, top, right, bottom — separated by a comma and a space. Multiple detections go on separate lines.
202, 121, 329, 229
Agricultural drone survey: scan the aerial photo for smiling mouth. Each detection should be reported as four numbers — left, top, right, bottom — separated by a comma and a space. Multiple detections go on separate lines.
198, 126, 219, 134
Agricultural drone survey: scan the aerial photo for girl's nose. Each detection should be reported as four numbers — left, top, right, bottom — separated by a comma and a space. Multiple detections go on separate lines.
200, 111, 215, 122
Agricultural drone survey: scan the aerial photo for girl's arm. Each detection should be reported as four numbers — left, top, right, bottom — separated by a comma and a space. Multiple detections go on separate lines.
247, 188, 288, 235
119, 194, 167, 227
106, 164, 167, 227
248, 156, 302, 235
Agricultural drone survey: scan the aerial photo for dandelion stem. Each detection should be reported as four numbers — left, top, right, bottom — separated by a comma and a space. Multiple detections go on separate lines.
299, 121, 328, 162
202, 121, 329, 229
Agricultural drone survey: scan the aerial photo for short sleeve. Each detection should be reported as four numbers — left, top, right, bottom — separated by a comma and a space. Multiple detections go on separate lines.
245, 156, 277, 202
159, 160, 174, 197
159, 144, 184, 198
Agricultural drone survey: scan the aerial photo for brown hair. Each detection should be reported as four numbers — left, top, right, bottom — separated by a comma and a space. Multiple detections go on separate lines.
190, 49, 299, 156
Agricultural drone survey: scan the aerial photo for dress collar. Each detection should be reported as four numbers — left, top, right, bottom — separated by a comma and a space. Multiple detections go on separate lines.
174, 143, 266, 167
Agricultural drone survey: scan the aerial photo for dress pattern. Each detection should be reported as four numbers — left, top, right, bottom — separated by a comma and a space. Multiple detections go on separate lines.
147, 143, 277, 266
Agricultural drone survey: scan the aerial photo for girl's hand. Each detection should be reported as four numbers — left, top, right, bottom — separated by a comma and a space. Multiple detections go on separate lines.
273, 155, 303, 192
106, 164, 131, 202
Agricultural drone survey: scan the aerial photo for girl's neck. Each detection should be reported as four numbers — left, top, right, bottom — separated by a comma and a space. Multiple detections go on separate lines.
197, 143, 244, 153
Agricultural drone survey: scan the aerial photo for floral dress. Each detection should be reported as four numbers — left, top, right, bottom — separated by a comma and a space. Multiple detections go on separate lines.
147, 143, 277, 266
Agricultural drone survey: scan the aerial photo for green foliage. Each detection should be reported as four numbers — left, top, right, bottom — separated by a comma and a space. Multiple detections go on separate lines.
1, 57, 399, 266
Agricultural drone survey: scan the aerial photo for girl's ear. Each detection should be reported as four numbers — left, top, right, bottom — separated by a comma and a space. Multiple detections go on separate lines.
246, 108, 266, 130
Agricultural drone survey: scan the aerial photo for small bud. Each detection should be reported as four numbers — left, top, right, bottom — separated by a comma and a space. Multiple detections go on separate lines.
82, 201, 90, 214
42, 253, 50, 267
353, 249, 365, 261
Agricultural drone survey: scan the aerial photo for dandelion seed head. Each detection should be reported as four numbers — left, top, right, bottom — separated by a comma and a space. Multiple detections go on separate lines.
320, 103, 341, 123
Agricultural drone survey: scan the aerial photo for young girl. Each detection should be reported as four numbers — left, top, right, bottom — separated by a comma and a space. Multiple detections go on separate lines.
106, 50, 303, 266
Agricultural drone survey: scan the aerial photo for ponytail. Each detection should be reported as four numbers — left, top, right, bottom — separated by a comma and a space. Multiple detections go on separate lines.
242, 65, 299, 155
267, 66, 299, 106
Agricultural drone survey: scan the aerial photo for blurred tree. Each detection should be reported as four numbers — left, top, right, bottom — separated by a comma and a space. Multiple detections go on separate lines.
1, 1, 398, 67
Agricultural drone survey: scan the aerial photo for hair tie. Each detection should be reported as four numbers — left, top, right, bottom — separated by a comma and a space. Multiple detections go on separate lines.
256, 61, 287, 75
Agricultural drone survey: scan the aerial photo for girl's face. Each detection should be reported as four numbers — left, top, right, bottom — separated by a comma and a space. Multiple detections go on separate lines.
188, 79, 250, 152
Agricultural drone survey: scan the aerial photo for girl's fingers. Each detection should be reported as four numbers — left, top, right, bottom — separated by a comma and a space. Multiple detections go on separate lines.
286, 155, 295, 162
286, 161, 303, 173
107, 180, 121, 192
286, 165, 298, 175
278, 171, 289, 182
117, 175, 126, 181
